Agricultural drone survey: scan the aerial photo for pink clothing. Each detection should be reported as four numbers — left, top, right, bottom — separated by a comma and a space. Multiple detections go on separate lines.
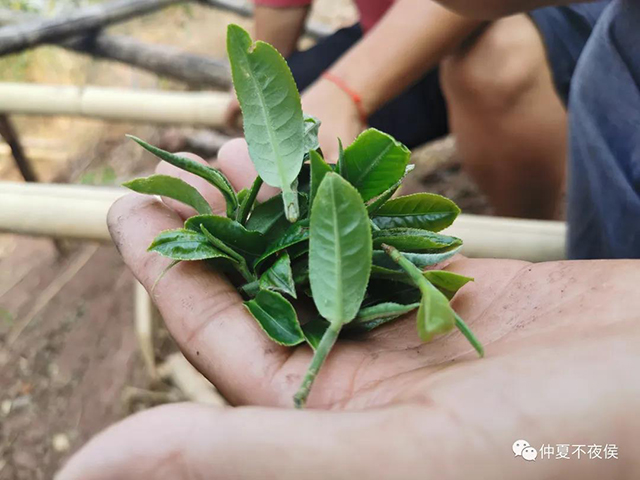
254, 0, 395, 32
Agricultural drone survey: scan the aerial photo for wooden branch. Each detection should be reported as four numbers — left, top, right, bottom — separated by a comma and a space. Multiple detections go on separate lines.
0, 0, 182, 56
0, 115, 37, 182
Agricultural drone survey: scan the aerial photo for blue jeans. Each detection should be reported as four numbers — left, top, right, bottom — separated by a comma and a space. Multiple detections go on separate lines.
567, 0, 640, 258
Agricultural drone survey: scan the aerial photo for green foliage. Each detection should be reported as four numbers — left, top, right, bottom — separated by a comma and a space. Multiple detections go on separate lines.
309, 173, 372, 324
227, 24, 305, 222
124, 24, 481, 408
123, 175, 212, 215
244, 290, 304, 346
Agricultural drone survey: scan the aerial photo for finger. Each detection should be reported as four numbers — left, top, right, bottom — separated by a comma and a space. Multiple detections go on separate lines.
217, 138, 279, 202
155, 152, 226, 218
107, 194, 293, 405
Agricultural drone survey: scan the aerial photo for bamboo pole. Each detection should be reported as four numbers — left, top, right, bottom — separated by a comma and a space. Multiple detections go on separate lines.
0, 0, 182, 56
0, 181, 567, 260
0, 83, 229, 127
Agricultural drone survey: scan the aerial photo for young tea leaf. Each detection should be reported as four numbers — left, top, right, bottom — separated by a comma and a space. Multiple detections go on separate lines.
381, 244, 455, 342
244, 290, 305, 346
341, 128, 410, 201
372, 193, 460, 232
309, 150, 332, 206
371, 247, 462, 270
366, 164, 415, 215
302, 317, 329, 350
254, 219, 310, 271
185, 215, 265, 257
123, 175, 213, 216
127, 135, 237, 216
309, 173, 372, 324
148, 229, 230, 261
303, 114, 321, 154
227, 24, 305, 222
353, 302, 419, 324
259, 252, 297, 298
373, 228, 462, 253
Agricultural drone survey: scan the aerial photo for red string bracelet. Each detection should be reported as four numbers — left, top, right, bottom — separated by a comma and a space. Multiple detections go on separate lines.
321, 71, 368, 124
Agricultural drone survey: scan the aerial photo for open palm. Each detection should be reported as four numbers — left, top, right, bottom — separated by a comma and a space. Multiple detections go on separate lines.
58, 139, 640, 480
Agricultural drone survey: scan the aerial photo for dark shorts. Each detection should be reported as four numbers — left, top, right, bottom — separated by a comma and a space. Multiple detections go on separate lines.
567, 0, 640, 259
287, 2, 609, 149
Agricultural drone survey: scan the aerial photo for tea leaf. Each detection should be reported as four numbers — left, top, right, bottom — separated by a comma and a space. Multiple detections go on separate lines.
148, 229, 230, 261
366, 164, 415, 215
342, 128, 410, 201
371, 247, 461, 269
198, 225, 255, 282
227, 24, 305, 222
309, 150, 332, 206
127, 135, 237, 216
259, 252, 297, 298
246, 194, 288, 234
423, 271, 473, 299
244, 290, 305, 346
309, 173, 372, 324
302, 317, 329, 350
123, 175, 212, 215
373, 228, 462, 253
372, 193, 460, 232
236, 176, 264, 225
304, 114, 321, 154
185, 215, 265, 258
353, 302, 419, 324
381, 245, 455, 342
254, 219, 310, 270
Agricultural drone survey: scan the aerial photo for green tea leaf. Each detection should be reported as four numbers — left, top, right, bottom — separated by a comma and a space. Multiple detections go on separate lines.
381, 245, 455, 342
309, 150, 332, 206
372, 193, 460, 231
423, 271, 473, 299
148, 229, 229, 261
302, 317, 329, 350
304, 114, 321, 154
244, 290, 305, 346
259, 252, 297, 298
371, 247, 461, 269
366, 164, 415, 215
185, 215, 265, 257
354, 302, 419, 324
127, 135, 237, 216
342, 128, 410, 201
227, 24, 305, 222
246, 194, 287, 234
373, 228, 462, 253
309, 173, 372, 324
236, 176, 263, 225
254, 219, 310, 270
123, 175, 213, 215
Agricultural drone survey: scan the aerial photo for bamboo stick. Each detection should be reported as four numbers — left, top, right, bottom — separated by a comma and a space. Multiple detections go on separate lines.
0, 181, 567, 260
0, 83, 229, 127
0, 0, 182, 56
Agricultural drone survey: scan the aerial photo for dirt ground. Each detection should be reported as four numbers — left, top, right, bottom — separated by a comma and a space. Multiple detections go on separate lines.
0, 2, 489, 478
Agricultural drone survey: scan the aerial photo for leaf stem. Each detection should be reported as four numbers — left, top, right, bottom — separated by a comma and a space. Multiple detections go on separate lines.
282, 187, 300, 223
239, 280, 260, 297
294, 319, 342, 409
200, 226, 256, 283
454, 312, 484, 358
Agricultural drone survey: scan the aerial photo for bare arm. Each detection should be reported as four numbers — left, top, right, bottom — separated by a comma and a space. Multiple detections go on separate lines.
254, 4, 310, 57
321, 0, 483, 116
432, 0, 585, 19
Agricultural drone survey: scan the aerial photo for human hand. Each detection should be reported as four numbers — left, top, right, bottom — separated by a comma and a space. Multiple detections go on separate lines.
302, 77, 367, 161
57, 140, 640, 480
